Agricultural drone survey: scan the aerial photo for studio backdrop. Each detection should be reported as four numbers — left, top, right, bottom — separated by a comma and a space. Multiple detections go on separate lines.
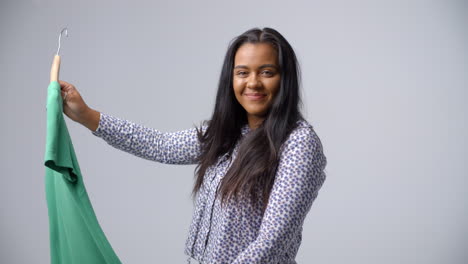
1, 0, 467, 263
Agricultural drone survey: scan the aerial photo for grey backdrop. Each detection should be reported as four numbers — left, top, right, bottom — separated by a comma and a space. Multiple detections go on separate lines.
1, 0, 467, 263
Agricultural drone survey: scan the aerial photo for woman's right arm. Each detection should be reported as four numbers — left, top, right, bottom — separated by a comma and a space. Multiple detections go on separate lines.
58, 80, 204, 165
90, 112, 204, 165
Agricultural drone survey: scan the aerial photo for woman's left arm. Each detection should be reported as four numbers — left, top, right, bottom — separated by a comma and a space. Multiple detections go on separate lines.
231, 126, 327, 264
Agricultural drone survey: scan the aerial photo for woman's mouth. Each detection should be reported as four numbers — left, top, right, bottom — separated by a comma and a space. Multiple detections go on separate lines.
245, 93, 266, 100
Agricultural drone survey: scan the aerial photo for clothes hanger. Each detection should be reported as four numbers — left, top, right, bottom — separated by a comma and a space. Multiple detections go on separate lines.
50, 27, 68, 83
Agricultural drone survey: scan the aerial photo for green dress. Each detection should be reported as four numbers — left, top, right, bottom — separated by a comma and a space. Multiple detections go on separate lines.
44, 81, 122, 264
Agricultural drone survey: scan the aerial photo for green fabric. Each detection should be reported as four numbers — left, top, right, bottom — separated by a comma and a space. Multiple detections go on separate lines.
44, 81, 122, 264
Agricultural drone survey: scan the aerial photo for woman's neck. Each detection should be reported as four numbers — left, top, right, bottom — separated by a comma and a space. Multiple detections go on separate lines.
247, 114, 265, 130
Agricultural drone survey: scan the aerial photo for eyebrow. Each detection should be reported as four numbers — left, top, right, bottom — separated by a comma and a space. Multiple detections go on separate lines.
233, 64, 279, 70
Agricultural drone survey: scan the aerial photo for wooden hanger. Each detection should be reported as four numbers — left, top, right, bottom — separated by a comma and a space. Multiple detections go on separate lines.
50, 27, 68, 83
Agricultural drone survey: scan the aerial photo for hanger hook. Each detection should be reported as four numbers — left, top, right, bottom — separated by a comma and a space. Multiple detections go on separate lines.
56, 27, 68, 55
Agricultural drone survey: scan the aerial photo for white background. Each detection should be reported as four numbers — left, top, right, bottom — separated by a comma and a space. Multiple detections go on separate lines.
1, 0, 467, 263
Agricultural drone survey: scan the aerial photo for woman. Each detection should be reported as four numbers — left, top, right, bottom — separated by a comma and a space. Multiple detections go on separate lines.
59, 27, 327, 264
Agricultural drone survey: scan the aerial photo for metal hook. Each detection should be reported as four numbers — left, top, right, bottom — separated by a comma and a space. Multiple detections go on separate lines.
56, 27, 68, 55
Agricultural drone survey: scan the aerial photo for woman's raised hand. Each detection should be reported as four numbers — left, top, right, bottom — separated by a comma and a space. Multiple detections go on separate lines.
58, 80, 100, 131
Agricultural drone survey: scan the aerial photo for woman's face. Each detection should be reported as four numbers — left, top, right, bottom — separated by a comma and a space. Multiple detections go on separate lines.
233, 42, 281, 128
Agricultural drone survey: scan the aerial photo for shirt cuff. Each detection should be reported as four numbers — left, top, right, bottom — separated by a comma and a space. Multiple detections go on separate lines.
91, 112, 106, 137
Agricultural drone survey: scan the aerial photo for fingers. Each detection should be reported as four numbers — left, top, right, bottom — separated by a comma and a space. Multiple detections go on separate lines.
61, 90, 69, 102
58, 80, 75, 102
58, 80, 75, 93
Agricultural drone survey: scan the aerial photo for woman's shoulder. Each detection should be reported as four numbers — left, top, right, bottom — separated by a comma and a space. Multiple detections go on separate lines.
295, 118, 312, 129
292, 118, 317, 135
278, 118, 326, 167
285, 118, 324, 150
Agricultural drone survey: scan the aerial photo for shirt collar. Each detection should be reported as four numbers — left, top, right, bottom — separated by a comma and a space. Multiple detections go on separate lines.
241, 123, 251, 136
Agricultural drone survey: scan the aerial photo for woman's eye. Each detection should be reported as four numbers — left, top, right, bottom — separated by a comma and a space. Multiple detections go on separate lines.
235, 70, 274, 77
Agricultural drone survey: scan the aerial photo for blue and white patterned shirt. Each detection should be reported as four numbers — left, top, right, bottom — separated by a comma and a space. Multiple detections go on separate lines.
91, 112, 327, 264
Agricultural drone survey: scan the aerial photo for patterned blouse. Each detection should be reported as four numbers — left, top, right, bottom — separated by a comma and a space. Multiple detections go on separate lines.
91, 112, 327, 264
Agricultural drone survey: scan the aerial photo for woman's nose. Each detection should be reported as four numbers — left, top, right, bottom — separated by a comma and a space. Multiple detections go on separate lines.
246, 75, 262, 89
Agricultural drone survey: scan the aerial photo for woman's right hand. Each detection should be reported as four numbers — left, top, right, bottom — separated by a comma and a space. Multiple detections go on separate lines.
58, 80, 100, 131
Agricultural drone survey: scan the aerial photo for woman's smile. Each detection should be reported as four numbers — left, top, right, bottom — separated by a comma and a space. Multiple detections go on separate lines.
232, 42, 281, 129
244, 93, 267, 100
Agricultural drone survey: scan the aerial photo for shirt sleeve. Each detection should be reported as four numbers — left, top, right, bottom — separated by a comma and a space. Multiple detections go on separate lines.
91, 112, 206, 165
231, 126, 327, 264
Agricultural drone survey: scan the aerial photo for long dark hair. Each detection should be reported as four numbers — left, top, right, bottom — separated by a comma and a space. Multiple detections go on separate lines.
192, 27, 304, 214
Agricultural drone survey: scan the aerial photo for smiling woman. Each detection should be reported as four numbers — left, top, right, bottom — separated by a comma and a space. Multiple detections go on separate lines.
58, 27, 327, 264
233, 43, 281, 129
